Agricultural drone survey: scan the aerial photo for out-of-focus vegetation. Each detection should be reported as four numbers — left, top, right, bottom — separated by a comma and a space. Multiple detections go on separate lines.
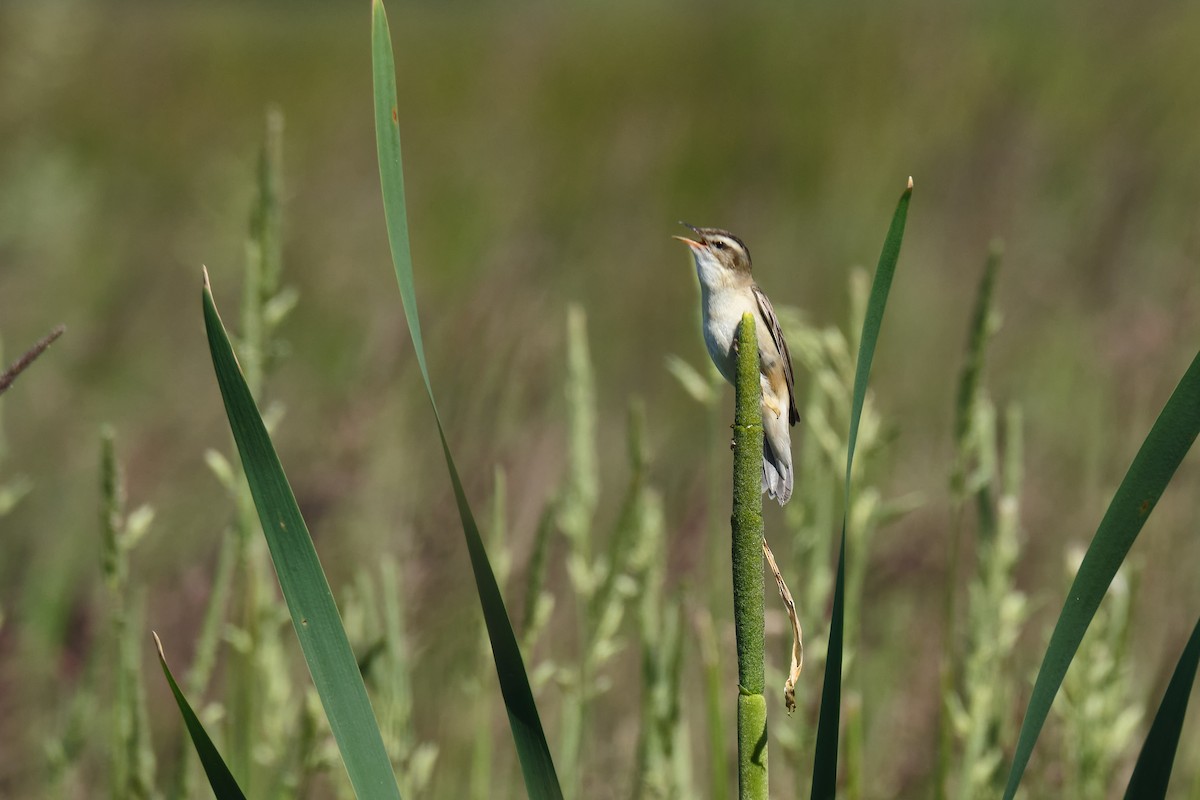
1, 1, 1198, 797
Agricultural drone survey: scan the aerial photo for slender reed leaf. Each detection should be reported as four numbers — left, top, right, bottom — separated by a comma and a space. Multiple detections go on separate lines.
811, 178, 912, 800
1002, 350, 1200, 799
1123, 616, 1200, 799
153, 633, 246, 800
371, 3, 562, 797
202, 273, 401, 799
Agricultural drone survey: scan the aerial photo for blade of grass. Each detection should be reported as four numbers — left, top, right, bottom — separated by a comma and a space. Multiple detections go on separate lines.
811, 178, 912, 800
1002, 350, 1200, 799
371, 3, 562, 798
153, 633, 247, 800
202, 272, 401, 800
1123, 616, 1200, 799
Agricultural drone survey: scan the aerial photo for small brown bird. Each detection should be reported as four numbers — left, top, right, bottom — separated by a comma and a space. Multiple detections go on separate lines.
674, 224, 798, 505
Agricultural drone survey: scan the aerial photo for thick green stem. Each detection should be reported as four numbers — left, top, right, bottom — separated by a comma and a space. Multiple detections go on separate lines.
732, 313, 767, 798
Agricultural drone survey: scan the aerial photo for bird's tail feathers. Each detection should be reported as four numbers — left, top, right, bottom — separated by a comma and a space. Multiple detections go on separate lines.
762, 435, 793, 506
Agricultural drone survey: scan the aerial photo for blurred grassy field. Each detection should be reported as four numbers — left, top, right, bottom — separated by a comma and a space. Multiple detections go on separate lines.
2, 1, 1199, 797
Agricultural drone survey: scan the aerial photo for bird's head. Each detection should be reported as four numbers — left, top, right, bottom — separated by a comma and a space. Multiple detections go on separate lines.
674, 223, 753, 288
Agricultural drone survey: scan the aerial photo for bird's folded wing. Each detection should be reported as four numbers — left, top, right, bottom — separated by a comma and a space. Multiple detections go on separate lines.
752, 284, 800, 426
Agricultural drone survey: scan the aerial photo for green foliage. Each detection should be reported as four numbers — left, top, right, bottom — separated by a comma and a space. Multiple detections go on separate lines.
342, 558, 438, 797
1002, 349, 1200, 799
154, 634, 246, 800
631, 485, 689, 800
533, 309, 668, 799
950, 243, 1003, 507
696, 610, 732, 800
372, 3, 562, 796
463, 468, 515, 800
238, 105, 291, 401
555, 305, 602, 800
559, 306, 600, 550
939, 247, 1030, 800
186, 109, 319, 800
1056, 549, 1141, 800
203, 275, 402, 799
522, 504, 557, 652
1124, 617, 1200, 799
99, 428, 157, 800
769, 290, 882, 793
7, 5, 1200, 798
811, 179, 912, 800
163, 104, 433, 800
947, 403, 1029, 799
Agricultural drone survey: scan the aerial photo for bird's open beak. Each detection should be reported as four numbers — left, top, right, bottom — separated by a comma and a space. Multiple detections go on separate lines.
675, 221, 706, 250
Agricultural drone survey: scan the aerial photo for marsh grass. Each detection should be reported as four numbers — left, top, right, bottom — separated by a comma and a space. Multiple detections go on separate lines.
466, 467, 512, 800
766, 271, 918, 796
341, 557, 438, 797
1056, 548, 1141, 799
45, 107, 428, 800
516, 307, 677, 799
12, 4, 1200, 797
40, 102, 1198, 800
939, 246, 1031, 798
100, 428, 157, 799
189, 107, 330, 799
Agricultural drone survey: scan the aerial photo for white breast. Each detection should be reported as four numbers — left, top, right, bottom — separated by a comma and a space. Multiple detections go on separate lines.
701, 286, 758, 385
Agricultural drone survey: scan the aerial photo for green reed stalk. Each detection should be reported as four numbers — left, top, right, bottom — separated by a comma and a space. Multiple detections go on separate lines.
557, 305, 600, 800
100, 428, 157, 799
732, 313, 767, 799
222, 106, 293, 795
696, 609, 732, 800
938, 243, 1006, 798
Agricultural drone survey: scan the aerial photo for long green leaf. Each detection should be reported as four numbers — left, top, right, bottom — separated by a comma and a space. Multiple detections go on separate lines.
370, 2, 563, 798
811, 179, 912, 799
1003, 350, 1200, 799
1124, 617, 1200, 799
202, 273, 401, 799
153, 632, 246, 800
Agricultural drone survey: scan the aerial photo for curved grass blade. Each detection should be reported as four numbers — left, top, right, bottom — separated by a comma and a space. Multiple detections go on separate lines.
371, 3, 562, 798
811, 178, 912, 800
1002, 350, 1200, 799
153, 632, 247, 800
1123, 617, 1200, 799
202, 273, 401, 800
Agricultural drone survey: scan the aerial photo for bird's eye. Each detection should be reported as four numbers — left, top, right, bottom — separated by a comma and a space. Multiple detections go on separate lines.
711, 240, 726, 250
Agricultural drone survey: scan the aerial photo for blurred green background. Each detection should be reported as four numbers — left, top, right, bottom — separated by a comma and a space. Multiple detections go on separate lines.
2, 1, 1198, 797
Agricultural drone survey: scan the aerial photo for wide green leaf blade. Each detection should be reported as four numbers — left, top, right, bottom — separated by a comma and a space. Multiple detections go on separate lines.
202, 273, 401, 800
1003, 350, 1200, 799
371, 2, 563, 798
1123, 616, 1200, 799
811, 179, 912, 799
153, 632, 247, 800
